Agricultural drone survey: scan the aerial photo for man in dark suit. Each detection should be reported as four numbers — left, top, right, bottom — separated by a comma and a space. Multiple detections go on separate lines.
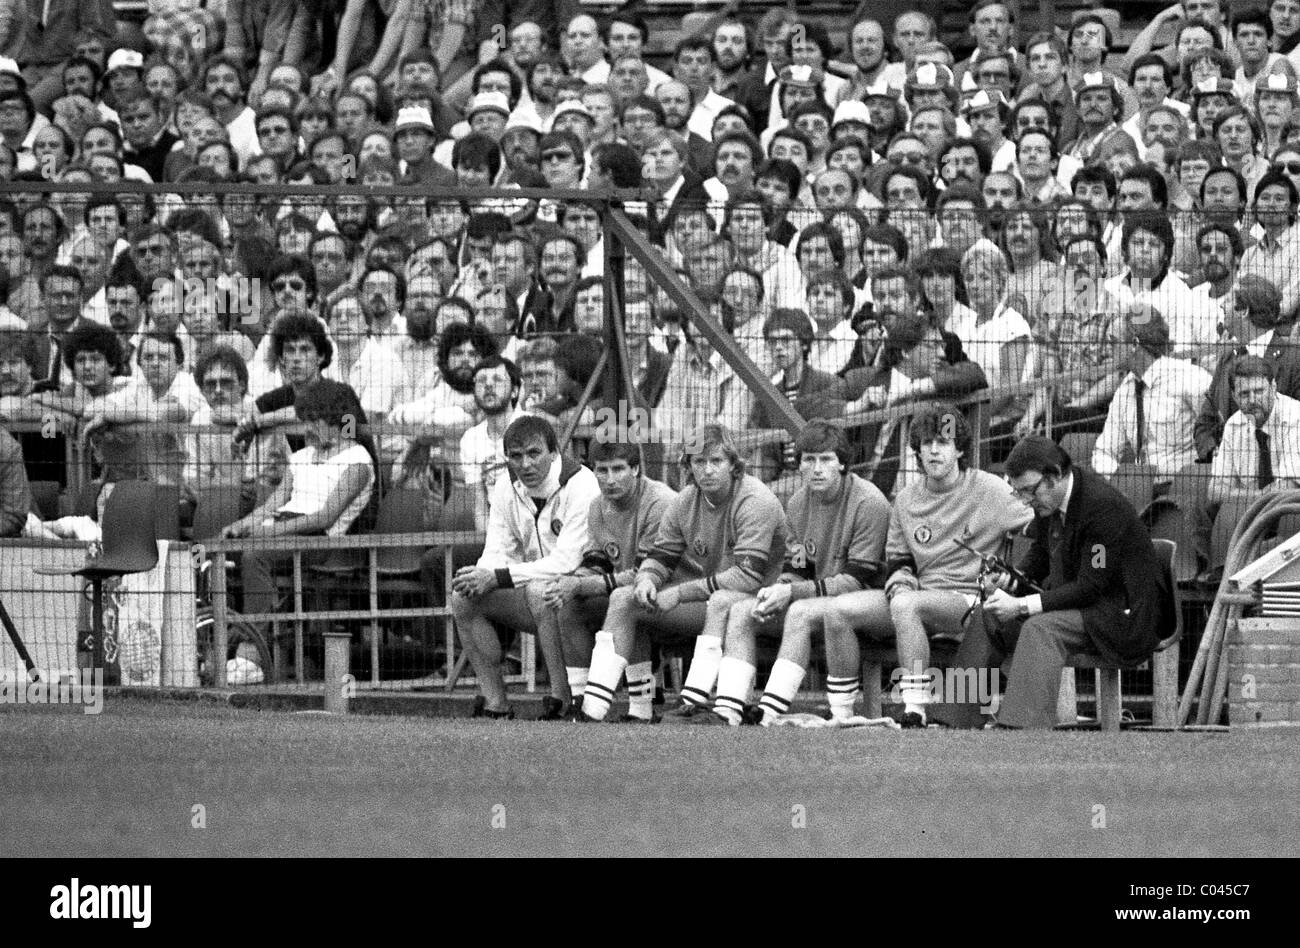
944, 435, 1175, 729
643, 129, 712, 246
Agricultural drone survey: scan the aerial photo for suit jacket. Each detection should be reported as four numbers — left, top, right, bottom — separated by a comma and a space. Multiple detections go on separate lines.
1017, 468, 1175, 665
1194, 324, 1300, 459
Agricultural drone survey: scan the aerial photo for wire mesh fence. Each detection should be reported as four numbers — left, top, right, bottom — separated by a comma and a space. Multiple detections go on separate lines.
0, 181, 1294, 723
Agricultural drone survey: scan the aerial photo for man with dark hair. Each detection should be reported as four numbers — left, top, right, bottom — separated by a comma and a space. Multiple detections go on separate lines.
1239, 170, 1300, 322
119, 91, 179, 182
819, 406, 1033, 727
450, 413, 601, 718
701, 420, 891, 725
942, 434, 1174, 729
1103, 210, 1219, 354
580, 424, 787, 722
672, 35, 735, 141
752, 309, 846, 489
534, 437, 677, 719
457, 354, 524, 531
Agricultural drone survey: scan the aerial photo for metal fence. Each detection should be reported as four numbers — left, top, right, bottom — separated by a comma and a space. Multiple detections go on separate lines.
1, 179, 1292, 720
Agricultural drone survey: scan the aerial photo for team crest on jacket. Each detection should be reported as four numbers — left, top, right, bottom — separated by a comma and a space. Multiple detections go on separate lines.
692, 538, 708, 557
914, 525, 933, 544
804, 539, 817, 556
551, 518, 563, 536
604, 541, 620, 561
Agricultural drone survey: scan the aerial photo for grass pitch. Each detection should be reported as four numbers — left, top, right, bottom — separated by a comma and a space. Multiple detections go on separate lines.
2, 700, 1296, 857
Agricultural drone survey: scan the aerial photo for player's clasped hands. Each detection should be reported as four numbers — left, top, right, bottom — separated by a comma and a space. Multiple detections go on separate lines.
751, 583, 792, 619
542, 575, 579, 609
452, 566, 497, 600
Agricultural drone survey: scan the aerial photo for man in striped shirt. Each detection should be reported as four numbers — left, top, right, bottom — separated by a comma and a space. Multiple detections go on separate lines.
693, 421, 892, 726
823, 406, 1034, 727
580, 424, 786, 722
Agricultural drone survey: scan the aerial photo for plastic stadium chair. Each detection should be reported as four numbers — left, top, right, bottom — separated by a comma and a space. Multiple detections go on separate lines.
1062, 538, 1182, 730
33, 481, 160, 681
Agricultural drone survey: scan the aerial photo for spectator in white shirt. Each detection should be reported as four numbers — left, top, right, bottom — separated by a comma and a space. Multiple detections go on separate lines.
1239, 169, 1300, 321
1104, 210, 1220, 356
1092, 309, 1213, 477
1202, 354, 1300, 574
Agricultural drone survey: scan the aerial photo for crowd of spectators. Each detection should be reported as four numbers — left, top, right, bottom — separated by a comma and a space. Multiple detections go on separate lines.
1, 0, 1300, 597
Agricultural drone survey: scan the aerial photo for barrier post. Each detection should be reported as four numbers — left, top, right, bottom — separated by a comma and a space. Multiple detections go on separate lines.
323, 629, 351, 714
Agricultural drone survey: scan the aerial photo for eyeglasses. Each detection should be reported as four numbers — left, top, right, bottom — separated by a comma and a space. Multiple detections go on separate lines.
259, 125, 291, 135
272, 277, 306, 292
892, 153, 927, 165
1275, 161, 1300, 175
1010, 477, 1046, 501
201, 376, 240, 390
541, 151, 575, 163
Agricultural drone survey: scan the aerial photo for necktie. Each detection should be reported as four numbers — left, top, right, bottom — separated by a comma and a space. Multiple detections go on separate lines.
1047, 511, 1067, 589
1256, 427, 1275, 490
1133, 377, 1148, 463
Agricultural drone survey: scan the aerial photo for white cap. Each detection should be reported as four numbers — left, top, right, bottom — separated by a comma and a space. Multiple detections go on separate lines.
1259, 72, 1297, 95
467, 91, 511, 119
961, 89, 1007, 115
960, 72, 980, 93
394, 105, 436, 133
553, 99, 594, 123
908, 62, 954, 90
831, 100, 872, 128
106, 49, 145, 73
0, 57, 20, 78
779, 64, 819, 87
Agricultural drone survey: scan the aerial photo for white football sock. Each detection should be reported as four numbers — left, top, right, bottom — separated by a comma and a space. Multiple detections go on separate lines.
758, 658, 806, 725
826, 675, 861, 721
566, 667, 588, 700
679, 634, 723, 707
712, 656, 756, 725
580, 632, 624, 721
900, 673, 934, 721
625, 660, 655, 720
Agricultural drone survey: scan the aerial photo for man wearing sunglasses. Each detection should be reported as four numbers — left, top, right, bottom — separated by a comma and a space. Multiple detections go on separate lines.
941, 434, 1174, 729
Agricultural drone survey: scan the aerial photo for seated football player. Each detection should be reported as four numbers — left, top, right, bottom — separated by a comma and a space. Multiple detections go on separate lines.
580, 424, 787, 723
700, 420, 891, 726
535, 436, 677, 720
821, 406, 1034, 727
449, 415, 602, 718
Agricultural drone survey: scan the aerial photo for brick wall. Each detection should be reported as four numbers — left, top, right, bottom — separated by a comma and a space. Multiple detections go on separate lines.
1227, 618, 1300, 726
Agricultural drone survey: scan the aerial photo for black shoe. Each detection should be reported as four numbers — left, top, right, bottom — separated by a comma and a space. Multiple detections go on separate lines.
687, 708, 735, 726
663, 699, 708, 722
653, 686, 665, 706
740, 704, 765, 726
897, 710, 927, 729
563, 701, 588, 722
471, 695, 516, 719
616, 710, 662, 723
537, 696, 566, 721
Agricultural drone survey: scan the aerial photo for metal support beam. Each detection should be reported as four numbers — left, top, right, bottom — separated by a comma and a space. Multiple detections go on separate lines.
604, 209, 806, 437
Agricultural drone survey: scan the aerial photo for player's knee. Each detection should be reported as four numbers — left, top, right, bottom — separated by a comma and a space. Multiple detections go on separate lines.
889, 590, 920, 622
